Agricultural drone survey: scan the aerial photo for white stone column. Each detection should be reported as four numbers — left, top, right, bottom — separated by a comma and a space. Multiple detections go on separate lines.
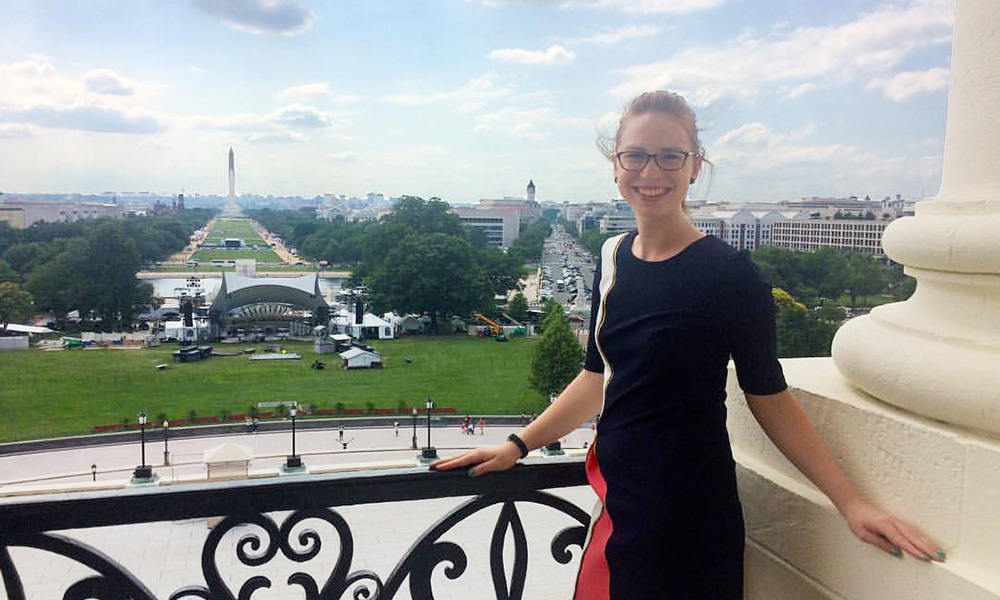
832, 0, 1000, 435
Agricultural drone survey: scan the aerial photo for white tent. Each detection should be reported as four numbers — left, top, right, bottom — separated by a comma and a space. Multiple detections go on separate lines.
3, 324, 54, 334
339, 347, 382, 369
330, 310, 394, 340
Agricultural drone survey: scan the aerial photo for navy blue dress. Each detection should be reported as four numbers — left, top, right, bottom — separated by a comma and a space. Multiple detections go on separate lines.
575, 231, 786, 600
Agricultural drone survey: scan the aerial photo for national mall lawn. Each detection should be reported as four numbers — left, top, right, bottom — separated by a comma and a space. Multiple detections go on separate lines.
0, 336, 549, 443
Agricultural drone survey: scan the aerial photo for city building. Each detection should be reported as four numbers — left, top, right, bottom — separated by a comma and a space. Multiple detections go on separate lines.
451, 207, 520, 247
0, 198, 122, 229
598, 203, 636, 234
770, 218, 889, 257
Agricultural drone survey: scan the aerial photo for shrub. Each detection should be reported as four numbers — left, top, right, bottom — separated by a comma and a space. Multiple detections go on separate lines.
366, 401, 375, 414
335, 402, 346, 415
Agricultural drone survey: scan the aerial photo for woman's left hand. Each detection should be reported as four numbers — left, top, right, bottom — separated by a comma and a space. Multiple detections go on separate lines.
840, 499, 945, 562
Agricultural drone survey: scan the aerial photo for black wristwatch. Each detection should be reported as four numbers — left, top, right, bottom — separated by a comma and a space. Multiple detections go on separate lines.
507, 433, 529, 458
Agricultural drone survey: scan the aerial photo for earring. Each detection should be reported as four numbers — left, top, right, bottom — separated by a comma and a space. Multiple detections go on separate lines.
614, 177, 618, 183
690, 178, 696, 184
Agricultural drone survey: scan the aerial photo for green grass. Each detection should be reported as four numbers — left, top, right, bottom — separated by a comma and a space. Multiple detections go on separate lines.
0, 337, 548, 443
203, 219, 262, 241
192, 249, 282, 262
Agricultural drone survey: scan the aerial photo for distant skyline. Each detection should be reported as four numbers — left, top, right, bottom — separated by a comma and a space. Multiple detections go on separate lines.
0, 0, 954, 204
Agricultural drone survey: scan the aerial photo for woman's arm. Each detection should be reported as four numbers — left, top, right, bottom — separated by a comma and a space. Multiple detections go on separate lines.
432, 368, 603, 476
745, 388, 944, 562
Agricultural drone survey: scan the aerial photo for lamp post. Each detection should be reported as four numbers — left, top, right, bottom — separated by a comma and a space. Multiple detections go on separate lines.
420, 396, 438, 461
133, 411, 152, 481
411, 407, 418, 450
162, 420, 170, 465
284, 403, 303, 470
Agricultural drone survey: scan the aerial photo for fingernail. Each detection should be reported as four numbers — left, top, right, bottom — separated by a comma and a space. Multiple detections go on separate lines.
921, 552, 931, 561
467, 467, 476, 477
936, 549, 947, 560
889, 547, 902, 558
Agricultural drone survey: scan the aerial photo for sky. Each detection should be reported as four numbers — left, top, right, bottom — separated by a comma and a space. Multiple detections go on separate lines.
0, 0, 955, 204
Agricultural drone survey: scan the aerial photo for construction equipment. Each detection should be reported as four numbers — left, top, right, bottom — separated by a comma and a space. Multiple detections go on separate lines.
473, 313, 502, 336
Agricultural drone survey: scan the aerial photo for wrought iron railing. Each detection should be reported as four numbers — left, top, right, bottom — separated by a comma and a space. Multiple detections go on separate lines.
0, 457, 588, 600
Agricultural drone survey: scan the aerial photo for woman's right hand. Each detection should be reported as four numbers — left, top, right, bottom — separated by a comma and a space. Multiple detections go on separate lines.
430, 441, 522, 477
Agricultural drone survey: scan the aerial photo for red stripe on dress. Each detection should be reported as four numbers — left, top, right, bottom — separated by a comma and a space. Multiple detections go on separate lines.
573, 444, 612, 600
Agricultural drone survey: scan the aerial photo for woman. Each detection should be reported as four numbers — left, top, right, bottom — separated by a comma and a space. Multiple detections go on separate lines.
432, 91, 943, 599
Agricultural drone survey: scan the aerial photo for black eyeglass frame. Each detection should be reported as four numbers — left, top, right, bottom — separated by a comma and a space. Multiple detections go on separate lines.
614, 150, 697, 172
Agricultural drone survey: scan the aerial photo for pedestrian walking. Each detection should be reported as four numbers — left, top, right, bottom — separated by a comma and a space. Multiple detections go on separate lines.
477, 417, 485, 434
338, 425, 344, 442
394, 421, 399, 437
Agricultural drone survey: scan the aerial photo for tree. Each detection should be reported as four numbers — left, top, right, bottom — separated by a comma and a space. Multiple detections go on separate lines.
86, 221, 143, 328
540, 297, 561, 328
26, 240, 91, 324
772, 287, 838, 358
0, 259, 19, 284
508, 292, 529, 323
846, 253, 884, 307
367, 232, 491, 333
0, 282, 34, 333
529, 304, 584, 398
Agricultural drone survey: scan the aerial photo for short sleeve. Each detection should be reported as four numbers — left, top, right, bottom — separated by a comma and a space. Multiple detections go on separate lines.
720, 251, 787, 396
584, 257, 604, 373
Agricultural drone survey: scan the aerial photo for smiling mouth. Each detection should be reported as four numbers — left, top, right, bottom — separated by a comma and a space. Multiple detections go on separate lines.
635, 187, 671, 198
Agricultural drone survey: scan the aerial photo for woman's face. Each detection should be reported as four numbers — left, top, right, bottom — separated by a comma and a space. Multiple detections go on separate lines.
613, 111, 701, 222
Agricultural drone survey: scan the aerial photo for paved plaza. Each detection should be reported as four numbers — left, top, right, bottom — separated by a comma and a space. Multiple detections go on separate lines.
0, 424, 598, 600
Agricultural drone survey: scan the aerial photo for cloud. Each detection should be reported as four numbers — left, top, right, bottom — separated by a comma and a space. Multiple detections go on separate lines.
610, 0, 954, 106
268, 104, 332, 129
567, 24, 661, 45
245, 130, 308, 144
326, 151, 361, 163
473, 106, 590, 140
190, 0, 314, 35
561, 0, 727, 13
279, 83, 361, 104
6, 58, 56, 78
866, 67, 950, 102
0, 124, 34, 139
0, 103, 165, 134
488, 45, 575, 65
191, 65, 208, 74
712, 122, 861, 170
384, 74, 511, 111
469, 0, 726, 13
83, 69, 135, 96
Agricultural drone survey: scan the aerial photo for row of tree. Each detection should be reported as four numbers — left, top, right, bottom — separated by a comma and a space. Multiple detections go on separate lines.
750, 246, 914, 308
0, 210, 213, 330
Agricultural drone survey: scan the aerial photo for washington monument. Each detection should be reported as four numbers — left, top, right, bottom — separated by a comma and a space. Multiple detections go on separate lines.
223, 147, 241, 216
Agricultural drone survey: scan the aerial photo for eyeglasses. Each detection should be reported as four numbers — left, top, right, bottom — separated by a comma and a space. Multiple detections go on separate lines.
615, 150, 695, 172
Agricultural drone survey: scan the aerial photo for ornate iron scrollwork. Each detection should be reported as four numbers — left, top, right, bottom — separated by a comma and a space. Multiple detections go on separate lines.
1, 489, 589, 600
